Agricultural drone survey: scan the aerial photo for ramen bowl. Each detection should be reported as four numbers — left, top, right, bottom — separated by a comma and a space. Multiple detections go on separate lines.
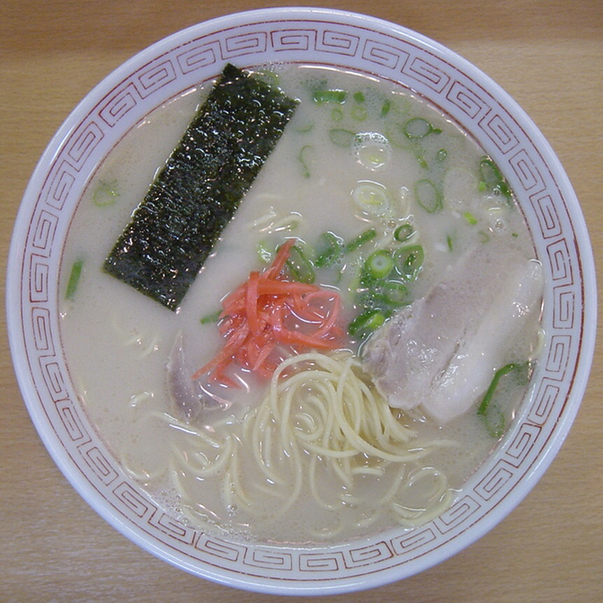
6, 7, 596, 595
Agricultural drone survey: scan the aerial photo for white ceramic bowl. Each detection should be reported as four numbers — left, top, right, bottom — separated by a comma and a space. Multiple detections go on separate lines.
6, 7, 597, 595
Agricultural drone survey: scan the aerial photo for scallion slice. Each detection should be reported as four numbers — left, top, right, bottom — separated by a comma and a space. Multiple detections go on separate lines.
329, 128, 356, 147
315, 232, 344, 268
364, 250, 394, 279
298, 145, 315, 178
314, 89, 347, 104
479, 157, 513, 200
285, 244, 315, 284
345, 228, 377, 253
415, 179, 442, 213
65, 258, 84, 300
477, 362, 529, 437
93, 180, 119, 207
351, 105, 367, 121
348, 308, 386, 338
352, 181, 391, 216
394, 245, 424, 282
200, 309, 222, 324
382, 281, 409, 306
394, 224, 413, 242
353, 91, 365, 103
463, 211, 478, 225
403, 117, 441, 139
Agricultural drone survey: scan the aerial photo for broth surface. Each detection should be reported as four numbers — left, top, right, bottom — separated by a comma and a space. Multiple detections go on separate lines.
60, 65, 540, 544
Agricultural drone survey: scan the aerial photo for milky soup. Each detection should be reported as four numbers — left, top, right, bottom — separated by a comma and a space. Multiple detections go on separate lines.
59, 64, 543, 544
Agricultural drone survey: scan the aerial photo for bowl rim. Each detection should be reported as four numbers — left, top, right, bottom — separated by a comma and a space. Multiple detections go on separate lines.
6, 6, 597, 595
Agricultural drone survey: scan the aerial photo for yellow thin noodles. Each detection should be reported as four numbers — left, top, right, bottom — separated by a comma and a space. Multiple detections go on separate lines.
121, 463, 165, 483
120, 350, 455, 538
220, 351, 454, 531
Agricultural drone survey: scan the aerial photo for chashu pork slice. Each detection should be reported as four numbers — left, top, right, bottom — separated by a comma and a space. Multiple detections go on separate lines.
361, 242, 544, 424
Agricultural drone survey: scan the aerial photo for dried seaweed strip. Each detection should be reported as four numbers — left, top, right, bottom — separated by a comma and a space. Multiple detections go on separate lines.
104, 63, 298, 310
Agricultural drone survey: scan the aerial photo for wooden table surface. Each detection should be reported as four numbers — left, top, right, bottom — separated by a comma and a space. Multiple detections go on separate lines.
1, 1, 602, 601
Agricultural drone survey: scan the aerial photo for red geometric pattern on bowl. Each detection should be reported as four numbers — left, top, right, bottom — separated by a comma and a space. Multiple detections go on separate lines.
8, 8, 594, 594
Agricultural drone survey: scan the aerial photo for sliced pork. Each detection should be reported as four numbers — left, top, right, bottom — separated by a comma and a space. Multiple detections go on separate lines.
362, 242, 544, 424
166, 331, 227, 422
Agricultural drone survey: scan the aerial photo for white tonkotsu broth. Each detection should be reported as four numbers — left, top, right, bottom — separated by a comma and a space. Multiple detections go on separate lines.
59, 65, 542, 544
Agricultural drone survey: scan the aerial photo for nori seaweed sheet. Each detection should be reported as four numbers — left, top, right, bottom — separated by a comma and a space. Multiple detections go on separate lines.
104, 63, 298, 310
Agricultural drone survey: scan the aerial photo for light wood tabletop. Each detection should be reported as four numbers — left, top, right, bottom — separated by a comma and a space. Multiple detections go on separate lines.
1, 1, 602, 601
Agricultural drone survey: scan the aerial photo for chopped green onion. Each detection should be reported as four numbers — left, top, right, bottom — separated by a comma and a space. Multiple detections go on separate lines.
314, 89, 347, 104
477, 362, 529, 416
364, 250, 394, 279
380, 99, 391, 117
93, 180, 119, 207
479, 157, 513, 200
329, 128, 356, 147
353, 91, 365, 103
416, 154, 429, 170
403, 117, 440, 139
483, 405, 506, 439
285, 244, 315, 284
354, 288, 388, 311
352, 181, 391, 216
478, 362, 529, 437
345, 228, 377, 253
331, 107, 344, 121
257, 241, 274, 264
446, 234, 454, 251
315, 232, 344, 268
348, 308, 386, 338
382, 281, 409, 306
415, 179, 442, 213
383, 125, 410, 149
298, 144, 315, 178
65, 258, 84, 300
394, 245, 424, 282
351, 106, 367, 121
354, 288, 383, 310
200, 309, 222, 324
355, 134, 390, 169
437, 149, 448, 162
255, 69, 280, 87
463, 211, 478, 225
394, 224, 413, 242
